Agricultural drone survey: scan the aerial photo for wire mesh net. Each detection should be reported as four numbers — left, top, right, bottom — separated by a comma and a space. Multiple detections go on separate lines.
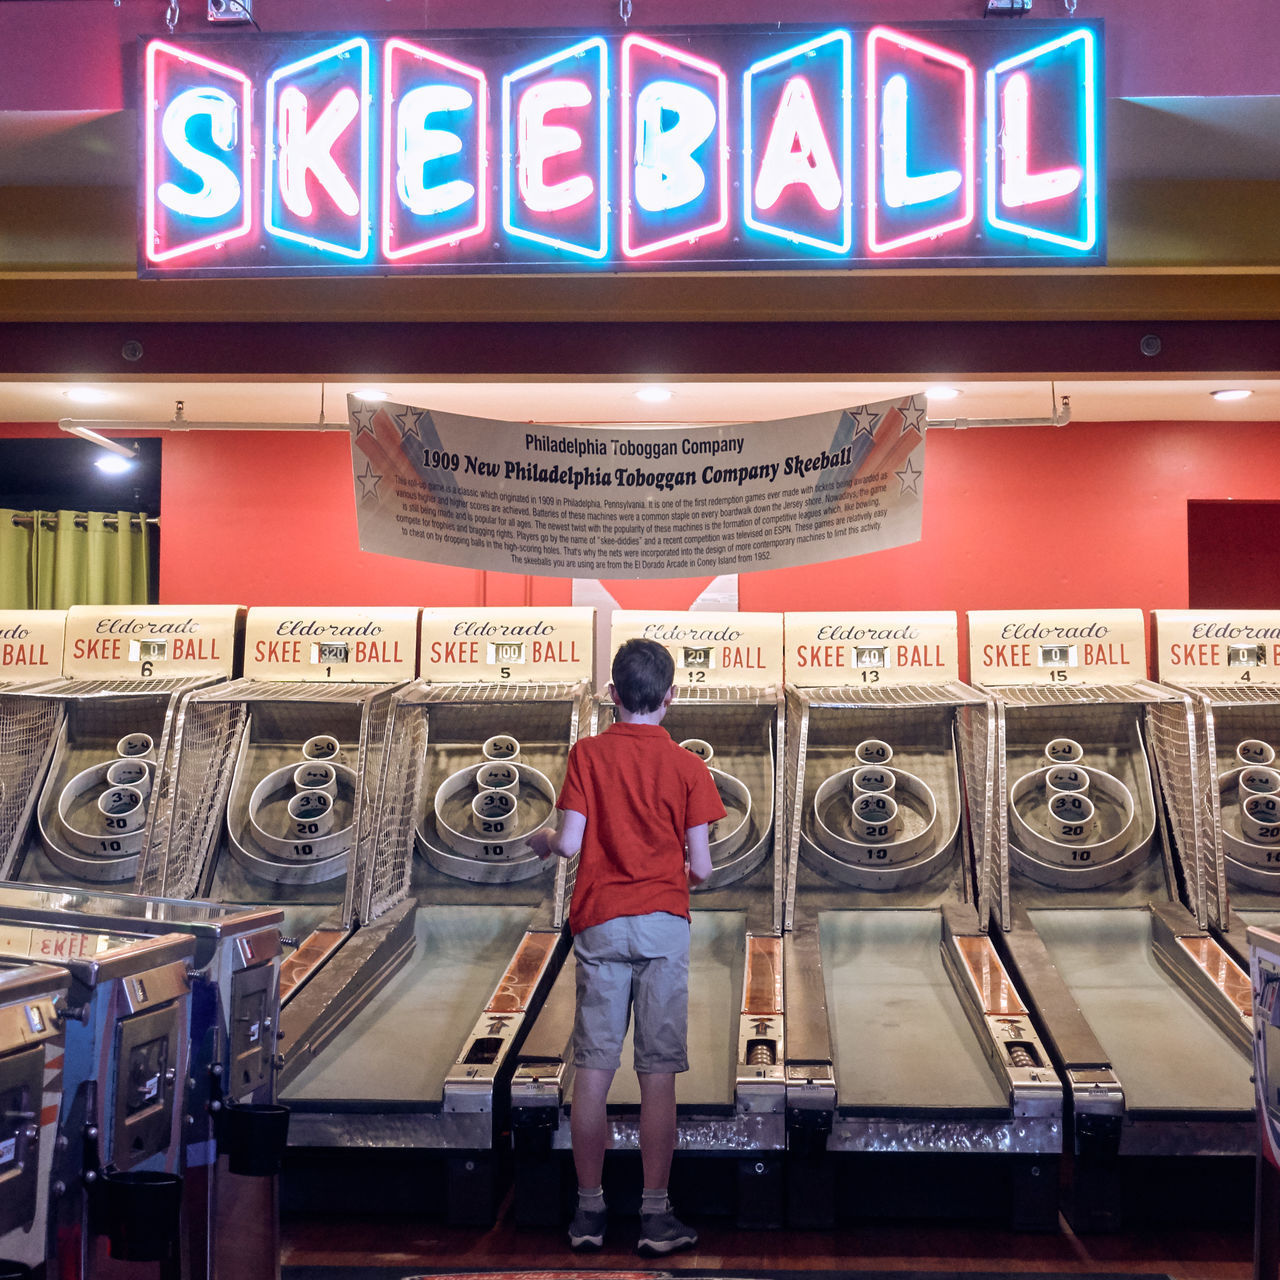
985, 680, 1198, 922
956, 697, 1001, 928
1173, 682, 1280, 927
783, 682, 993, 926
364, 681, 590, 923
1145, 695, 1209, 925
1, 676, 216, 888
140, 700, 246, 896
0, 690, 62, 875
142, 679, 398, 905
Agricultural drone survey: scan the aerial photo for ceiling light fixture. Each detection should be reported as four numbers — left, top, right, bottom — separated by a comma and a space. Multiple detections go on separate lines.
59, 421, 139, 459
635, 387, 672, 404
63, 387, 113, 406
95, 452, 136, 475
1211, 388, 1252, 402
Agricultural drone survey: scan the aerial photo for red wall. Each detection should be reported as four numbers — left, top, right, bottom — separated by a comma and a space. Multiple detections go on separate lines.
9, 418, 1278, 617
4, 0, 1276, 110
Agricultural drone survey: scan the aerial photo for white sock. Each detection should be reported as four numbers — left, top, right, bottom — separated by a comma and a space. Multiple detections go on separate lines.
640, 1188, 669, 1215
578, 1185, 605, 1212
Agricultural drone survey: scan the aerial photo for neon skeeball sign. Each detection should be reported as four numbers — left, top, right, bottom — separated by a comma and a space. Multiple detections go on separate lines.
140, 21, 1103, 277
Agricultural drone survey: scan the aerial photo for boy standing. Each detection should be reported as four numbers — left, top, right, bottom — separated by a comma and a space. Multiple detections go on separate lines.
530, 638, 723, 1256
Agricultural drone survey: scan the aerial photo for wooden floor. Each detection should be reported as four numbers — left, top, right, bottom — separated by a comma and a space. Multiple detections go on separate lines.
282, 1204, 1254, 1278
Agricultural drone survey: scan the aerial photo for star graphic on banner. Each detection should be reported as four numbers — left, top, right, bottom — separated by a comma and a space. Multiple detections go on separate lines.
900, 401, 927, 437
355, 459, 383, 501
394, 405, 423, 442
895, 456, 924, 496
351, 405, 378, 438
849, 406, 877, 438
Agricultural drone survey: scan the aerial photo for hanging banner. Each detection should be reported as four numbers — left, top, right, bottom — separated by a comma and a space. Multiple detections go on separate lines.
350, 394, 926, 579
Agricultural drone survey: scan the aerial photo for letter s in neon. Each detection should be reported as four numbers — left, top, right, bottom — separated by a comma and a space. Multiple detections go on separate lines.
157, 87, 241, 220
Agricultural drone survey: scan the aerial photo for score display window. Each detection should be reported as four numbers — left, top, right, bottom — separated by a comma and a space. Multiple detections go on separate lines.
679, 646, 715, 671
1038, 644, 1077, 668
854, 645, 889, 670
128, 639, 168, 663
1228, 644, 1266, 669
489, 642, 526, 666
311, 642, 350, 666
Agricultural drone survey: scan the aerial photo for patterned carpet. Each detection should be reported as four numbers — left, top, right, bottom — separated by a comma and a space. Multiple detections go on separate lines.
283, 1269, 1174, 1280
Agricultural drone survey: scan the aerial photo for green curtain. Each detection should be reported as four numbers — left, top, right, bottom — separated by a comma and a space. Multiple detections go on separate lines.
0, 509, 151, 609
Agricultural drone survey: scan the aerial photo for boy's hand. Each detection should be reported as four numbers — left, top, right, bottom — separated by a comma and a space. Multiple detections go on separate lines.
529, 828, 554, 859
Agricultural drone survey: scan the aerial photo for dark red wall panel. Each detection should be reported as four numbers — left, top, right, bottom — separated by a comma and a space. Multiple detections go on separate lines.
1188, 500, 1280, 608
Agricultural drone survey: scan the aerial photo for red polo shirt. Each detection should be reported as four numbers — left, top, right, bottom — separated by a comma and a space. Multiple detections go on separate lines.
558, 721, 726, 935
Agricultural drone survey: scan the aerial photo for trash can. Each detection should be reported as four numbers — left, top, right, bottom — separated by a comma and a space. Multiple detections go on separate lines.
97, 1170, 183, 1263
220, 1102, 290, 1177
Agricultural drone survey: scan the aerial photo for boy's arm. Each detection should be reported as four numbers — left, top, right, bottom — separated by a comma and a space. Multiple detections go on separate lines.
685, 823, 713, 885
529, 809, 586, 860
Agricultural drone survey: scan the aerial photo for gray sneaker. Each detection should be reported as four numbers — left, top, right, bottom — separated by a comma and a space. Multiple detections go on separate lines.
567, 1206, 607, 1250
637, 1207, 697, 1257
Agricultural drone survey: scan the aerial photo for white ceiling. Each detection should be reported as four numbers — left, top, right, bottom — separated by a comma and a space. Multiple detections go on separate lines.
10, 376, 1277, 432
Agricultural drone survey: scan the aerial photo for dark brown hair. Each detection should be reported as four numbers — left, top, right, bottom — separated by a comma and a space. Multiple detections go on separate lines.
611, 638, 675, 714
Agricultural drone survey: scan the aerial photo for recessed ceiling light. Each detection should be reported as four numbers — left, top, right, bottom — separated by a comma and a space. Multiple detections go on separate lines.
95, 453, 134, 475
1211, 388, 1252, 402
63, 387, 112, 405
926, 386, 961, 401
353, 388, 387, 402
635, 387, 672, 404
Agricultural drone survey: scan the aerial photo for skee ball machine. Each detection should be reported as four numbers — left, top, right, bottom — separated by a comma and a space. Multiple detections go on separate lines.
0, 959, 69, 1276
1, 606, 291, 1280
0, 609, 64, 687
1, 605, 242, 892
1248, 923, 1280, 1280
0, 610, 67, 884
511, 610, 786, 1227
1154, 610, 1280, 970
971, 608, 1255, 1231
0, 884, 284, 1280
281, 607, 594, 1225
783, 611, 1061, 1230
0, 917, 194, 1280
139, 607, 420, 1081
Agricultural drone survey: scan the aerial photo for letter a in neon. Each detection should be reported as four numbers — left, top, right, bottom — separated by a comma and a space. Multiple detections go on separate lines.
753, 76, 841, 212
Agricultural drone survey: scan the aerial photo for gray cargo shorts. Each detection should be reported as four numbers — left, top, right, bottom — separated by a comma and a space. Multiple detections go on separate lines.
572, 911, 690, 1074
